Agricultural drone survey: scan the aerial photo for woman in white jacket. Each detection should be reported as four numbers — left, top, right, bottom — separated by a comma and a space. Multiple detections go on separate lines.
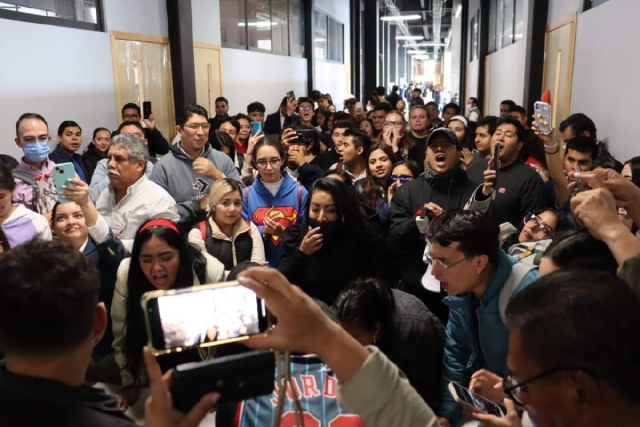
111, 218, 225, 410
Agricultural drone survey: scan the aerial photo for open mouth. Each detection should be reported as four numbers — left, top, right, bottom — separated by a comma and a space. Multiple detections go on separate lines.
435, 153, 447, 167
153, 274, 169, 288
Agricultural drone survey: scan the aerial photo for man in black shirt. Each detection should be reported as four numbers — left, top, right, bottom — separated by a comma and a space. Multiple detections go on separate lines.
471, 116, 546, 227
209, 96, 231, 132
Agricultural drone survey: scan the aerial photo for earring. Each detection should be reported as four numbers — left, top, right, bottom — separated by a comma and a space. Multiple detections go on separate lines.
372, 334, 377, 345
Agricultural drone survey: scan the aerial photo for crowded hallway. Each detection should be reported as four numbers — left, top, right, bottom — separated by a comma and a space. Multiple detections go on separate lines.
1, 0, 640, 427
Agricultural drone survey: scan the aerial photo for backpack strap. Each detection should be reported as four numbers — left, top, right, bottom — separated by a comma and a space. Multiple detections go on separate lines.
336, 162, 343, 172
199, 220, 208, 241
11, 171, 39, 212
499, 262, 538, 324
297, 184, 303, 206
244, 186, 250, 204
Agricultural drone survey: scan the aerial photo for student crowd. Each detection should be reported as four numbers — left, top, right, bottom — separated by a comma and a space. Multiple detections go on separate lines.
1, 89, 640, 427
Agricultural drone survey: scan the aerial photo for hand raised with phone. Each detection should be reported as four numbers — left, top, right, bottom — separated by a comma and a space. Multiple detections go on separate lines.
299, 226, 323, 255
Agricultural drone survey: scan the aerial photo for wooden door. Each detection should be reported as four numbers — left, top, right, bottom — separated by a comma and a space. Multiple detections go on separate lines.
111, 31, 176, 141
542, 13, 577, 144
194, 43, 223, 116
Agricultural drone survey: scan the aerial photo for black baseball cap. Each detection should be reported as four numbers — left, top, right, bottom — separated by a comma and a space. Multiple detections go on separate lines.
427, 128, 462, 150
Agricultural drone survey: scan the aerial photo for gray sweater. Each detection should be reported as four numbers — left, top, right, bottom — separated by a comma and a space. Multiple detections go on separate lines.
150, 144, 243, 227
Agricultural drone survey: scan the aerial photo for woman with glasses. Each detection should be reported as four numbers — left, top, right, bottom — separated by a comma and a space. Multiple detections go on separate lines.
387, 160, 422, 205
279, 178, 382, 305
241, 138, 308, 268
382, 111, 411, 160
501, 209, 566, 265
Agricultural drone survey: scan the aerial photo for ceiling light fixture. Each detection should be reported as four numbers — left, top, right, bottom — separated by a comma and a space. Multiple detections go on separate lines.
407, 50, 427, 54
238, 22, 278, 27
455, 4, 463, 18
381, 14, 421, 21
396, 35, 424, 40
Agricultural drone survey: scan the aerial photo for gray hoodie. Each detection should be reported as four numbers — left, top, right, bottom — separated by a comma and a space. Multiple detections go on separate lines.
150, 143, 243, 227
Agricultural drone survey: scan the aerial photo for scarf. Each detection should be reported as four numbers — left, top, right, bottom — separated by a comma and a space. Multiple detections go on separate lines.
423, 165, 467, 191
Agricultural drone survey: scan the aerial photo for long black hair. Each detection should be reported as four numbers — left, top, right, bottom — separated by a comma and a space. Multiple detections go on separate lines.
122, 220, 206, 383
625, 156, 640, 188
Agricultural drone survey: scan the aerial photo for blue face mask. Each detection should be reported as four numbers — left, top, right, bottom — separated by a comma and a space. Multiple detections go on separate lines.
23, 142, 50, 163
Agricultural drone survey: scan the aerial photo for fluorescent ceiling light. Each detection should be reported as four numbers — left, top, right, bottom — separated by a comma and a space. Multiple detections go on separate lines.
455, 4, 462, 18
405, 42, 447, 47
407, 50, 427, 54
397, 35, 424, 40
413, 55, 430, 60
381, 14, 421, 21
238, 22, 278, 27
314, 38, 327, 42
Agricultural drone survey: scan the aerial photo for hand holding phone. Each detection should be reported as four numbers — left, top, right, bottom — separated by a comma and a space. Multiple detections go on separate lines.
448, 381, 505, 417
534, 101, 552, 135
53, 162, 77, 204
251, 121, 263, 137
143, 101, 153, 120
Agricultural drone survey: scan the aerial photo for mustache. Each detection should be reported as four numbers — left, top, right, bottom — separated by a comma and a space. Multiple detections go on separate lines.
108, 169, 121, 177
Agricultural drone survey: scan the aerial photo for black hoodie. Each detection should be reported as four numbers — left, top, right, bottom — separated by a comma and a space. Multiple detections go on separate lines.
0, 366, 135, 426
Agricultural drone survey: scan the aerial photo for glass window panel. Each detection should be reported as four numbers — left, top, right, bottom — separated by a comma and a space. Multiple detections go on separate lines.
514, 0, 524, 42
247, 0, 272, 52
270, 0, 288, 55
328, 18, 343, 63
488, 0, 497, 53
289, 0, 304, 57
502, 0, 514, 47
0, 0, 98, 24
314, 9, 328, 61
220, 0, 247, 46
496, 0, 504, 50
471, 14, 479, 61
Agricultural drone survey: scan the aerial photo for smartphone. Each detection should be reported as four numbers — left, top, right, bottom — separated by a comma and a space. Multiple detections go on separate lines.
53, 162, 76, 204
448, 382, 505, 417
286, 90, 296, 101
251, 121, 263, 137
142, 281, 270, 356
295, 128, 316, 144
171, 349, 275, 413
143, 101, 152, 120
575, 165, 585, 193
534, 101, 552, 135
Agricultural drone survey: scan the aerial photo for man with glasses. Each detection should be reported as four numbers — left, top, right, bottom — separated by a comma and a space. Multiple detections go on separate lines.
120, 103, 169, 158
12, 113, 58, 216
471, 270, 640, 427
470, 116, 546, 228
425, 209, 538, 427
151, 105, 242, 230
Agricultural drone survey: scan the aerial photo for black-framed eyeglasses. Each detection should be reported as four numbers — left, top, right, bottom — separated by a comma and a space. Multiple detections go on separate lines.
389, 174, 412, 184
523, 213, 552, 237
503, 366, 595, 406
255, 158, 282, 169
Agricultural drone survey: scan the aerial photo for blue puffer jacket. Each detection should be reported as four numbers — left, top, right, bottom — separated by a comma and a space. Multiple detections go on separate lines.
438, 250, 539, 425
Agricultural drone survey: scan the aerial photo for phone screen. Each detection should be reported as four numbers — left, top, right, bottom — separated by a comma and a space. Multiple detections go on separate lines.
251, 121, 262, 136
452, 383, 505, 416
145, 283, 269, 354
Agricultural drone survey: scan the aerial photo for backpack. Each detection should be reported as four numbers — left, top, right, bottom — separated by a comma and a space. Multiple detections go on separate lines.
498, 262, 538, 323
11, 171, 39, 213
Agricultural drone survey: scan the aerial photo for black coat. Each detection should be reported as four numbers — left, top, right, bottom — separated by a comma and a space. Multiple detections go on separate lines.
389, 168, 478, 319
49, 144, 90, 183
81, 143, 108, 181
279, 223, 384, 305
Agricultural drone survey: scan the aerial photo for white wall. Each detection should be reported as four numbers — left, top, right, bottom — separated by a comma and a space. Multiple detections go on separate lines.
0, 20, 117, 159
547, 0, 581, 24
0, 0, 168, 160
192, 0, 221, 45
221, 49, 308, 115
103, 0, 168, 36
314, 0, 351, 108
570, 0, 639, 161
485, 0, 528, 116
466, 60, 479, 100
